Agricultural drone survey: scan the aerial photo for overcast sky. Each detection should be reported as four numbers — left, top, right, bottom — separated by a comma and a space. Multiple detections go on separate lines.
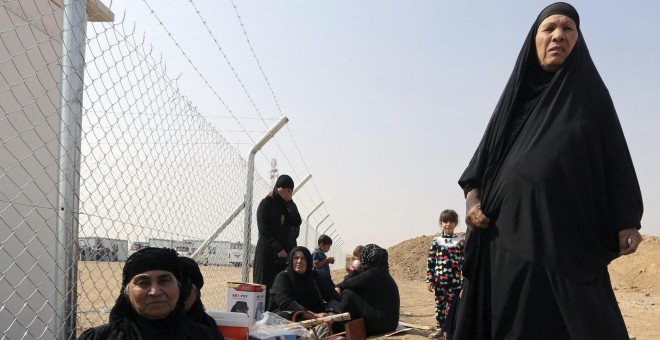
103, 0, 660, 253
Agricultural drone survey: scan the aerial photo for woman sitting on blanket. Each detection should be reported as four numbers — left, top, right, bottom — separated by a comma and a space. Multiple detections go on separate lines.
268, 246, 343, 333
336, 244, 400, 336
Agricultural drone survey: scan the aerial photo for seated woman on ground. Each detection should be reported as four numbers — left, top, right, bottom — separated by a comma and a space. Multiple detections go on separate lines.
79, 247, 220, 340
268, 246, 342, 325
336, 244, 400, 336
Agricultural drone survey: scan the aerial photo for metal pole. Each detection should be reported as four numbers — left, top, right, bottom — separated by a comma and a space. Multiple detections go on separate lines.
241, 116, 289, 281
328, 229, 338, 238
292, 174, 312, 195
314, 214, 330, 248
56, 0, 87, 338
332, 241, 343, 269
333, 242, 343, 262
304, 201, 324, 248
290, 174, 311, 246
192, 201, 245, 260
321, 223, 334, 235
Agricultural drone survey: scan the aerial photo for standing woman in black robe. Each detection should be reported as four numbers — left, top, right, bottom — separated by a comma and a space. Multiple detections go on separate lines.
253, 175, 302, 306
454, 3, 643, 339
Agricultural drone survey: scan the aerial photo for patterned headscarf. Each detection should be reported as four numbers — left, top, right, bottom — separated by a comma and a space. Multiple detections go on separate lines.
360, 244, 389, 270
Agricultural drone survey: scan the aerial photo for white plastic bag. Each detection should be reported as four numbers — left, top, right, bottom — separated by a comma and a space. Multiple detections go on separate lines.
249, 312, 310, 339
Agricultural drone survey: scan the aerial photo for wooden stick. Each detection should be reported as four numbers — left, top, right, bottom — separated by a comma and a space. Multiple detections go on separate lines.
297, 312, 352, 327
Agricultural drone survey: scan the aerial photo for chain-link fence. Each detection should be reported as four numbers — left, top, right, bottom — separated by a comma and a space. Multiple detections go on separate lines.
1, 1, 344, 338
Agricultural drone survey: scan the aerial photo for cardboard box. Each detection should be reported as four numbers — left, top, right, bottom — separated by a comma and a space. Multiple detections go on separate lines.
207, 311, 249, 340
226, 282, 266, 326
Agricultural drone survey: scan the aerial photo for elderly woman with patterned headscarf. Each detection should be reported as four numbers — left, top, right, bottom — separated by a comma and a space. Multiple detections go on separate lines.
454, 2, 643, 339
79, 248, 220, 340
336, 244, 400, 336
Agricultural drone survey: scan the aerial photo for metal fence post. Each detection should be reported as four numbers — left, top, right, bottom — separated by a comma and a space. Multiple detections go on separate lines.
321, 223, 335, 236
304, 201, 324, 248
292, 174, 312, 195
313, 214, 330, 248
55, 0, 87, 338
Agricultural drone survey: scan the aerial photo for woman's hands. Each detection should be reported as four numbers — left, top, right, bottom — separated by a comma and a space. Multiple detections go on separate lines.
618, 228, 643, 256
466, 188, 490, 229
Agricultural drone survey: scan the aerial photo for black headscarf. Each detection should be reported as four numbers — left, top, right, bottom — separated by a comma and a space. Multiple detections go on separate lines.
271, 174, 294, 207
360, 244, 389, 270
275, 175, 295, 190
122, 247, 182, 288
285, 246, 323, 303
458, 2, 643, 282
179, 256, 204, 289
179, 256, 220, 330
103, 247, 191, 339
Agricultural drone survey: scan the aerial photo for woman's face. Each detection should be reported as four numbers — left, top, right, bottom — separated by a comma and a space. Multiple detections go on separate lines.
535, 14, 578, 72
128, 270, 179, 319
291, 250, 308, 275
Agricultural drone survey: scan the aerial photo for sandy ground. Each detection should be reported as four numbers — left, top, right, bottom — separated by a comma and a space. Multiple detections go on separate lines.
76, 234, 660, 339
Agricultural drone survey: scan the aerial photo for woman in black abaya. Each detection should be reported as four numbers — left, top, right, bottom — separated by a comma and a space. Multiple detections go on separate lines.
453, 3, 643, 339
252, 175, 303, 307
267, 246, 342, 319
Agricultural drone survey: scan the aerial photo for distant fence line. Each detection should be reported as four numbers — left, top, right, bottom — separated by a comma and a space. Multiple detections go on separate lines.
0, 1, 344, 338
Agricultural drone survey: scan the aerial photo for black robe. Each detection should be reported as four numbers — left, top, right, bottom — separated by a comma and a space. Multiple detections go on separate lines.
79, 298, 220, 340
336, 266, 400, 336
252, 189, 302, 305
454, 3, 643, 339
267, 246, 342, 318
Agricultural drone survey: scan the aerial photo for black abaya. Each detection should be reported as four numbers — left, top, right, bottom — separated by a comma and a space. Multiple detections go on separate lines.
454, 3, 643, 339
252, 186, 302, 306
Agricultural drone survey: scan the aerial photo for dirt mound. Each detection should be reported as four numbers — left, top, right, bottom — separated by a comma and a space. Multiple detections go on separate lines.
385, 233, 660, 294
387, 234, 444, 282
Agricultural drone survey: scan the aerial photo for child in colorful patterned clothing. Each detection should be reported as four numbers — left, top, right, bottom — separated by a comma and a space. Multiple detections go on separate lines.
426, 209, 465, 339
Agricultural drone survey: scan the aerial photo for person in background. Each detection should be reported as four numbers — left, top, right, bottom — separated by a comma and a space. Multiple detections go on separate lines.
79, 247, 220, 340
253, 174, 302, 307
426, 209, 465, 339
336, 244, 399, 336
455, 3, 643, 339
346, 245, 365, 274
312, 234, 335, 286
179, 256, 221, 336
